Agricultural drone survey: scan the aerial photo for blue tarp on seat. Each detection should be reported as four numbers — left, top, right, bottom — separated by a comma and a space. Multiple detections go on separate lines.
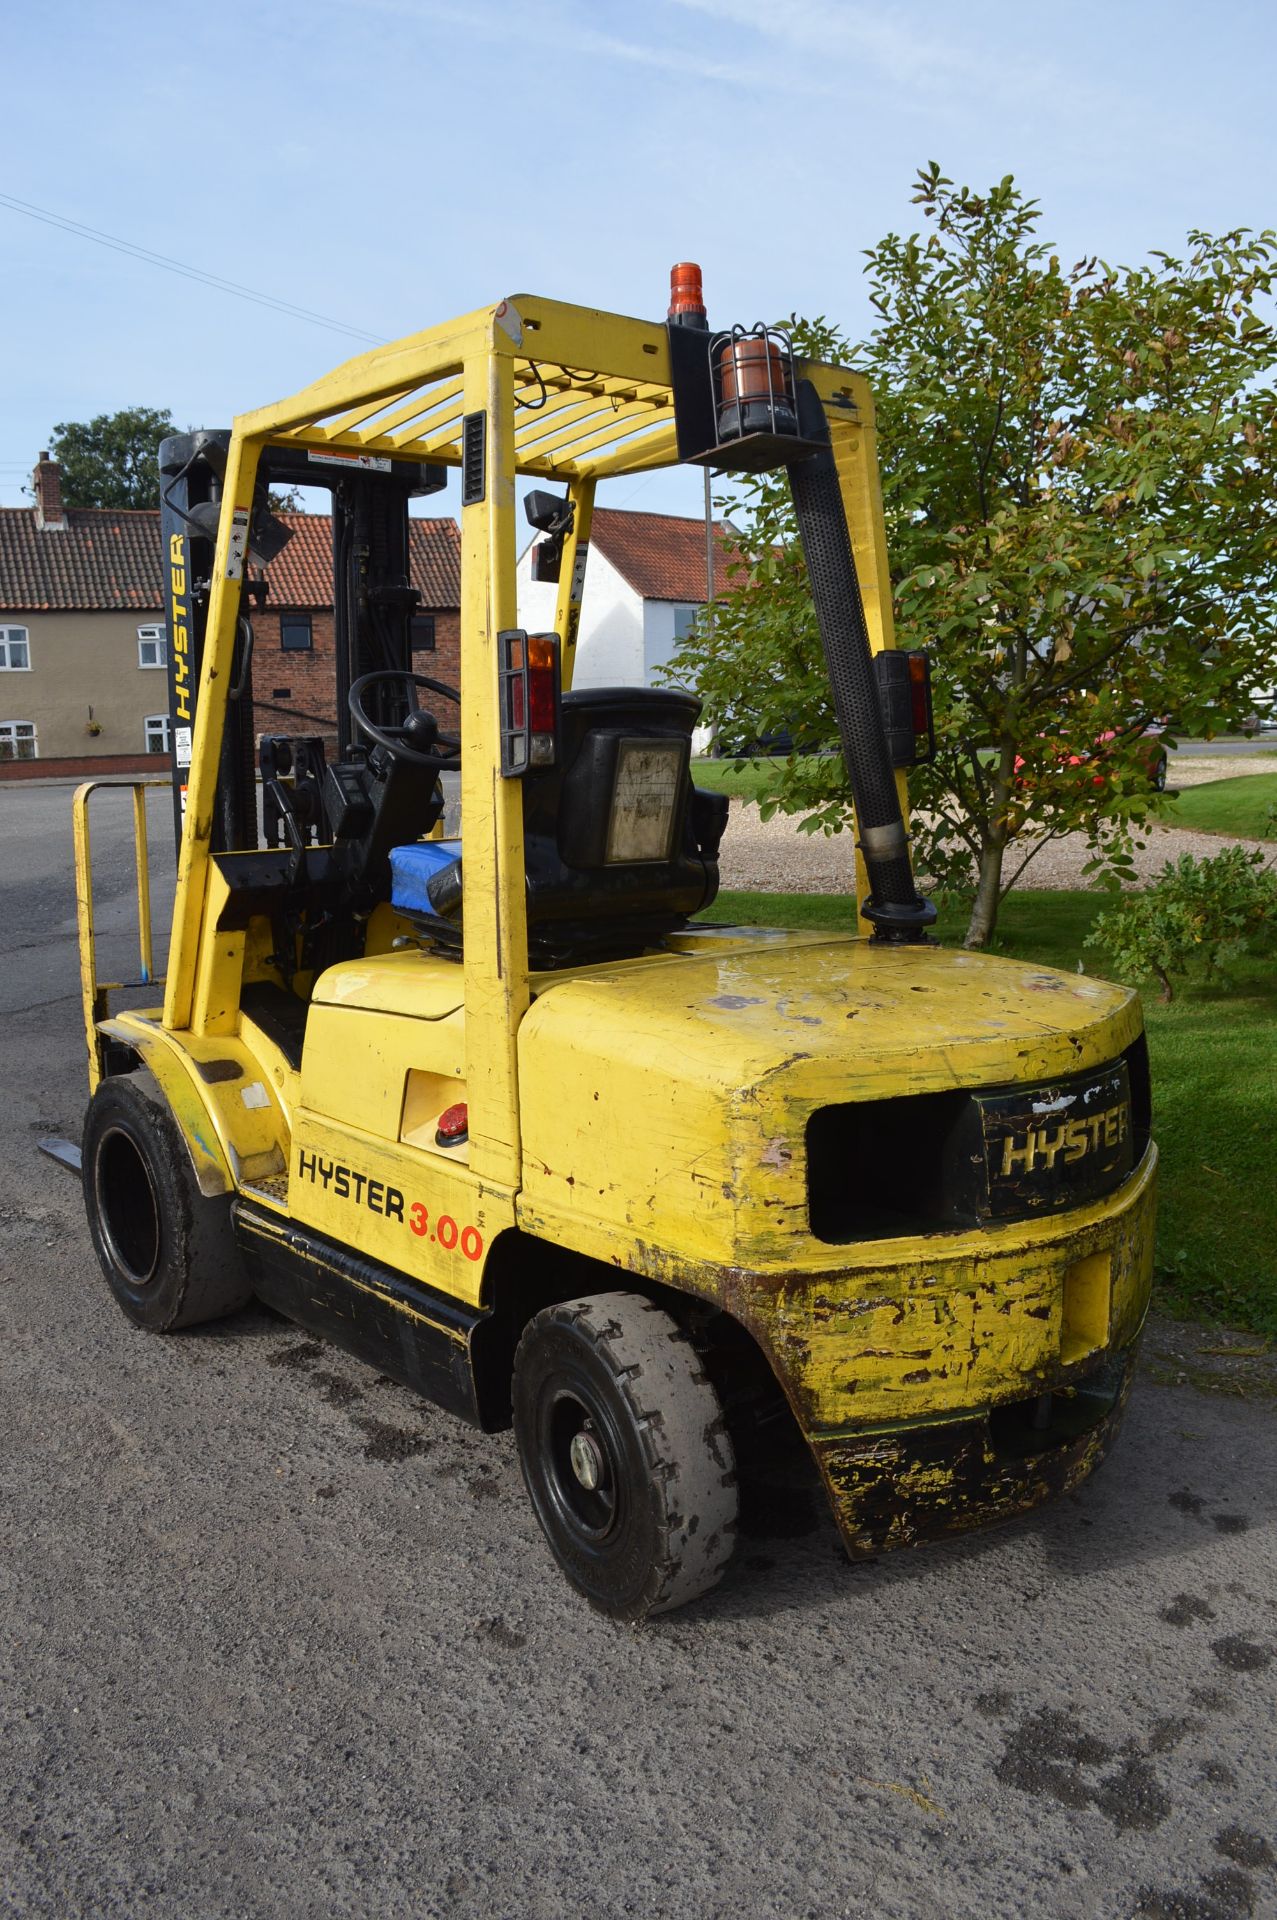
389, 840, 462, 919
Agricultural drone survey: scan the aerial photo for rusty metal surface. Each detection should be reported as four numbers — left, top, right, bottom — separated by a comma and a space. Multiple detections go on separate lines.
813, 1344, 1140, 1557
722, 1147, 1157, 1434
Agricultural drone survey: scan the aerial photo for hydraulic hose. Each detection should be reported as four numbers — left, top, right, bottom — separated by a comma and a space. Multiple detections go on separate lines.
786, 384, 935, 940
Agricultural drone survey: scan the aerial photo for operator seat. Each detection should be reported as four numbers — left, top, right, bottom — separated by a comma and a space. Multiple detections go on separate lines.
389, 688, 728, 966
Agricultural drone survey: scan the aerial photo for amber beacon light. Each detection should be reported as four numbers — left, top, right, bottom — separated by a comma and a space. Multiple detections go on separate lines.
667, 261, 708, 328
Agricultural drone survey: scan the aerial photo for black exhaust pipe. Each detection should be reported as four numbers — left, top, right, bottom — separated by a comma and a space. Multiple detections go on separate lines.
787, 384, 935, 941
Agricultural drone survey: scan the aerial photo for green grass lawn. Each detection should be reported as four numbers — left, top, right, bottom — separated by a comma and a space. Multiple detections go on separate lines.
691, 755, 826, 801
710, 887, 1277, 1339
1161, 771, 1277, 839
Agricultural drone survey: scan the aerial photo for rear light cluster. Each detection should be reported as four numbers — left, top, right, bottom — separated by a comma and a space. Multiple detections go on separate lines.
499, 629, 561, 775
907, 651, 931, 737
873, 648, 936, 768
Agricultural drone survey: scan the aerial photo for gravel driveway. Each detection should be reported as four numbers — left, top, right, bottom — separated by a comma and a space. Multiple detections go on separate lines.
718, 755, 1277, 895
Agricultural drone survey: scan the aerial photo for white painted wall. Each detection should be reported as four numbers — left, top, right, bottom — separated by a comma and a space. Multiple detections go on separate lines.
514, 542, 710, 744
515, 538, 645, 686
642, 600, 701, 688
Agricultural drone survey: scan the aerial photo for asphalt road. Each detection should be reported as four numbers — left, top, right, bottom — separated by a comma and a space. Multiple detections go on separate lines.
2, 780, 1276, 1920
1175, 737, 1277, 757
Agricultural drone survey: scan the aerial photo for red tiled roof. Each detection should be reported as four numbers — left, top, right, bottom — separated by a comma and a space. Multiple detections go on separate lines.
589, 508, 737, 603
0, 508, 162, 611
264, 514, 460, 609
0, 508, 460, 613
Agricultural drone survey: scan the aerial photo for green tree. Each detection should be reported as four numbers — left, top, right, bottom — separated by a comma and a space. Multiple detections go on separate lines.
48, 408, 305, 513
49, 406, 175, 510
673, 168, 1277, 946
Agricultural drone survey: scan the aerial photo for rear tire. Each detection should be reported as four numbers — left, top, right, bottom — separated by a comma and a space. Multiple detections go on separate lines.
81, 1070, 251, 1331
512, 1292, 737, 1620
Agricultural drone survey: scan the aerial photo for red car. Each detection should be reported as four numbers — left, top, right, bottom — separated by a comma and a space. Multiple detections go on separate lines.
1015, 726, 1168, 793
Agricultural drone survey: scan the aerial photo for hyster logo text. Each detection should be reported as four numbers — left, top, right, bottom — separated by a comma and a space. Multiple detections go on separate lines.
296, 1150, 405, 1221
169, 532, 191, 723
1000, 1102, 1129, 1178
294, 1148, 485, 1261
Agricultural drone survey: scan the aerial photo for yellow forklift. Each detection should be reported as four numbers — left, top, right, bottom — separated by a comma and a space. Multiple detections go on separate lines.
71, 269, 1156, 1619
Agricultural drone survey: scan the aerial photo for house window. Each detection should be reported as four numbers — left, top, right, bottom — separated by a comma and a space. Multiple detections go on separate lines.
0, 626, 31, 671
672, 604, 701, 642
144, 714, 171, 755
0, 720, 36, 761
138, 625, 167, 669
280, 614, 312, 652
411, 614, 436, 653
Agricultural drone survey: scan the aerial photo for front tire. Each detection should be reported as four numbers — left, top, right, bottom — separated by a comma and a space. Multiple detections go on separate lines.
81, 1070, 251, 1331
512, 1292, 737, 1620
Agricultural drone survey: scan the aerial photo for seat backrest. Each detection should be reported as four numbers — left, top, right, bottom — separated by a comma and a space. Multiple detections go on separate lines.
393, 687, 728, 965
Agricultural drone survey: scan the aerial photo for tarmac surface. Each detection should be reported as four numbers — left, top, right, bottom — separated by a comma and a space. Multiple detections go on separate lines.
2, 780, 1276, 1920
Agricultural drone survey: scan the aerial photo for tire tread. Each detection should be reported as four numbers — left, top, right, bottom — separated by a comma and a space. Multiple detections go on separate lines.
514, 1291, 737, 1619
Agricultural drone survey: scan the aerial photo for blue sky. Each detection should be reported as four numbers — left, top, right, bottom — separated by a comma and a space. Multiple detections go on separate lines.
3, 0, 1274, 517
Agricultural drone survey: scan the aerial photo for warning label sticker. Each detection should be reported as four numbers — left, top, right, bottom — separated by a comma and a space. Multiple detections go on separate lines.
226, 506, 250, 580
306, 449, 393, 472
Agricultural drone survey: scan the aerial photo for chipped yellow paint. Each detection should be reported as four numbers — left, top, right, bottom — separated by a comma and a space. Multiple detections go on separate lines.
515, 934, 1142, 1274
813, 1346, 1140, 1555
96, 1012, 288, 1197
751, 1151, 1154, 1432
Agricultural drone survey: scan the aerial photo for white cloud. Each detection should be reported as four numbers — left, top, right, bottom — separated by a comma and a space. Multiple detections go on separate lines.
570, 23, 836, 96
665, 0, 1045, 97
340, 0, 837, 95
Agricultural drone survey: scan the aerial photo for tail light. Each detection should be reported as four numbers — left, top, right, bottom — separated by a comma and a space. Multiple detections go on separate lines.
873, 649, 936, 767
499, 629, 560, 775
908, 649, 933, 742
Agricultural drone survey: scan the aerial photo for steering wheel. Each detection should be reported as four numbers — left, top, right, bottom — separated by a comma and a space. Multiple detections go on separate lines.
348, 669, 461, 768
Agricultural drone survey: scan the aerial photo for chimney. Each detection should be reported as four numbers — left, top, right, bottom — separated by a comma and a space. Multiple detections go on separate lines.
33, 451, 66, 531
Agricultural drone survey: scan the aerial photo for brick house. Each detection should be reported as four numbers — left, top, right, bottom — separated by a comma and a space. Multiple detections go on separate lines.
0, 452, 460, 779
244, 509, 461, 750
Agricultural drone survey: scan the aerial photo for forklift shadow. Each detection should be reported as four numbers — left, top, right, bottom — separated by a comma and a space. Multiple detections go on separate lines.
162, 1308, 1261, 1628
693, 1376, 1258, 1626
171, 1300, 306, 1354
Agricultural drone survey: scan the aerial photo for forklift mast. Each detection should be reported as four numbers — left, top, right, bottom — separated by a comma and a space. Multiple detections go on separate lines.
158, 434, 445, 857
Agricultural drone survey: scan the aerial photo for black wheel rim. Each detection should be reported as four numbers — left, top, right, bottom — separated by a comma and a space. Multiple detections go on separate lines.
95, 1125, 161, 1287
541, 1387, 622, 1543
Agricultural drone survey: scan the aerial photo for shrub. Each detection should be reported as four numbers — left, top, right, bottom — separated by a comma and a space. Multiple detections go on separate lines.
1088, 846, 1277, 1000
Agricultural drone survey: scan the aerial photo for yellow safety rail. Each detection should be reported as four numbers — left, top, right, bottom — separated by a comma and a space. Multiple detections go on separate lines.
73, 779, 168, 1090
